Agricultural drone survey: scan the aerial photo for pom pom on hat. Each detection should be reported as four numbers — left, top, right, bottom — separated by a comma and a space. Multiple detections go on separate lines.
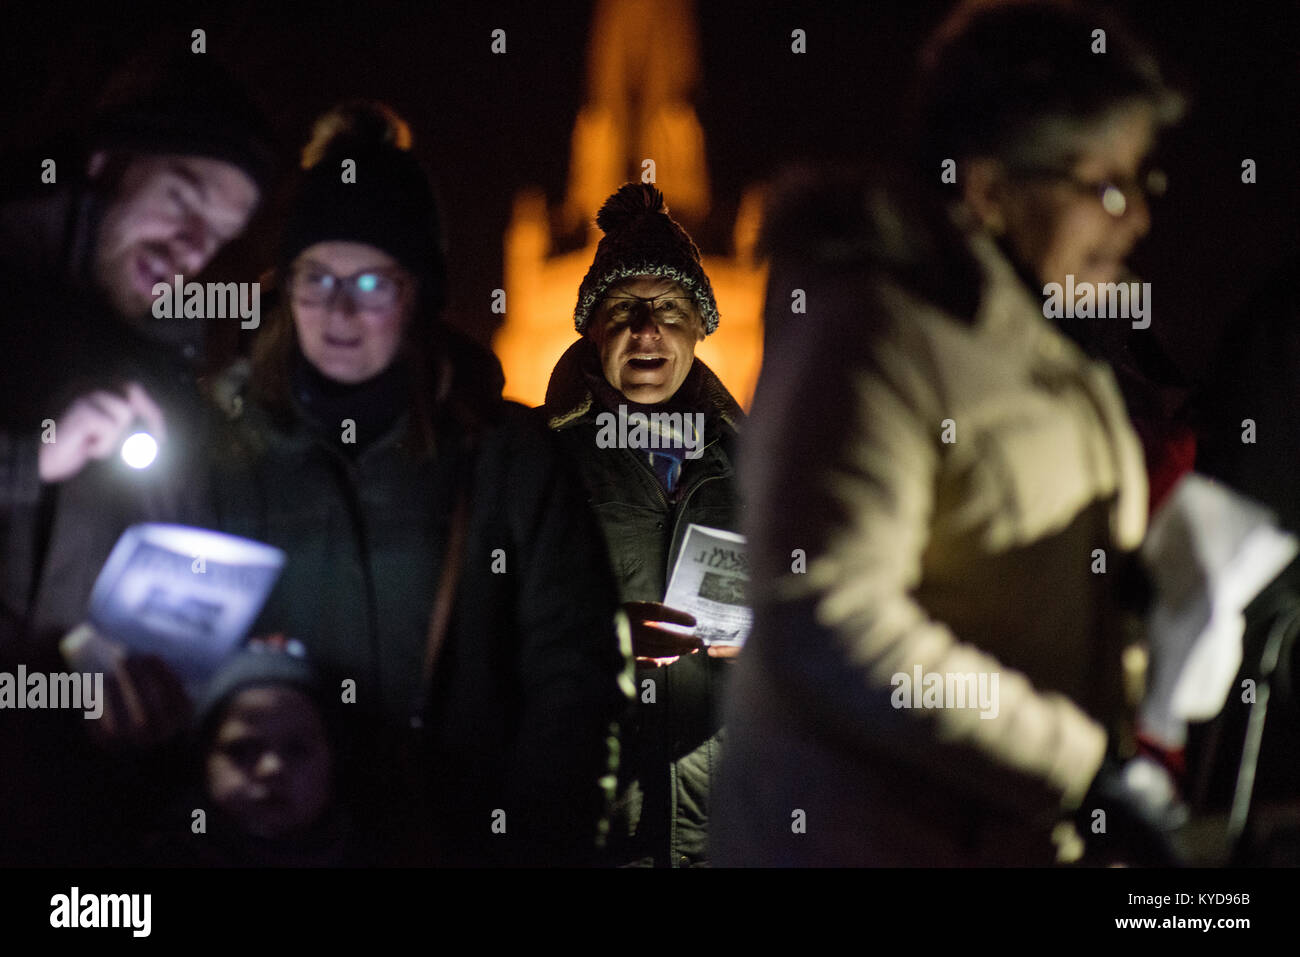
595, 183, 666, 233
300, 99, 413, 170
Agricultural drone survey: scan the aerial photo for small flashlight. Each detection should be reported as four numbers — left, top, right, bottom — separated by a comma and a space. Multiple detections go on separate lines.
120, 429, 159, 469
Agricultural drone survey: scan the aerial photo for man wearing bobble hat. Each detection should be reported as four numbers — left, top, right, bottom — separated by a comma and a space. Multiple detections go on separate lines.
543, 183, 745, 867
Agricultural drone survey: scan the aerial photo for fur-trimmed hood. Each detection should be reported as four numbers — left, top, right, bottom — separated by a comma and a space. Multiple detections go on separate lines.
759, 164, 985, 325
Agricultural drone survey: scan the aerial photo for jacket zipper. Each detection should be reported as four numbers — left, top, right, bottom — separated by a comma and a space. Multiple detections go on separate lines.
660, 462, 729, 870
321, 443, 384, 702
616, 426, 734, 868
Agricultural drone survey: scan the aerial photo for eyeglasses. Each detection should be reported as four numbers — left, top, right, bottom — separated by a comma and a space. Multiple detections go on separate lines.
1011, 165, 1168, 218
289, 265, 407, 312
601, 294, 695, 325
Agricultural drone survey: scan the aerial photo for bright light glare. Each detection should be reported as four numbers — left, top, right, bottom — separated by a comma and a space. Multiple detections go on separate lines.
1102, 185, 1127, 217
121, 432, 158, 469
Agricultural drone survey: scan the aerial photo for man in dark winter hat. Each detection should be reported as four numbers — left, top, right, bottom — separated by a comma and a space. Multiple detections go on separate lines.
0, 52, 275, 520
542, 182, 744, 867
3, 54, 275, 331
0, 53, 275, 633
0, 54, 275, 864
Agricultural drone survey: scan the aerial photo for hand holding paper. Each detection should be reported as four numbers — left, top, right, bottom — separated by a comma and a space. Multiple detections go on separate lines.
60, 623, 191, 748
662, 524, 752, 648
86, 524, 286, 691
623, 601, 702, 664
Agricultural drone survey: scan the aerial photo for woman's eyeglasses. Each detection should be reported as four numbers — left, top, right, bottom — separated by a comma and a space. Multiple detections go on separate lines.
289, 265, 407, 312
1012, 165, 1168, 218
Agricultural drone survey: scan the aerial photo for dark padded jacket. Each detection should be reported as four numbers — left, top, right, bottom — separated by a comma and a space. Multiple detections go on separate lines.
211, 345, 631, 866
543, 337, 744, 867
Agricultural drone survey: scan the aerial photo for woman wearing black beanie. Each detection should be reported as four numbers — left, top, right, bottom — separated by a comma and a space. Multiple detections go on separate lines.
209, 102, 629, 867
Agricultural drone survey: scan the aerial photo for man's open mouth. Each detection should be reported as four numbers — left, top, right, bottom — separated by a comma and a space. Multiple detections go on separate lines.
626, 356, 668, 371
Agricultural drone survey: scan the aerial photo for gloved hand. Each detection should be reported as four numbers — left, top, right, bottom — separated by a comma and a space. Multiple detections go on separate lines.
1076, 754, 1190, 866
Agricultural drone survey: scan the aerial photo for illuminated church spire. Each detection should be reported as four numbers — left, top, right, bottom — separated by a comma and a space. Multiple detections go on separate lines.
562, 0, 710, 233
496, 0, 765, 407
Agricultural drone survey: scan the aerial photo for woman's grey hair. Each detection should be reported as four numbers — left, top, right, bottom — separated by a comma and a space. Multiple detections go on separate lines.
911, 0, 1185, 174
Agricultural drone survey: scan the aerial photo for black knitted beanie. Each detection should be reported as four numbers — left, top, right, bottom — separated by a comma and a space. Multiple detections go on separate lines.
279, 102, 446, 316
92, 55, 278, 194
194, 635, 324, 734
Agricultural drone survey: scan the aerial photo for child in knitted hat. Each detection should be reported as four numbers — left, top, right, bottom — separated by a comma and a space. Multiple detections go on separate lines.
148, 636, 352, 866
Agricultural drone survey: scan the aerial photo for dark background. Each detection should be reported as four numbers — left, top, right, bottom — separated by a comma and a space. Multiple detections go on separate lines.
1, 0, 1295, 391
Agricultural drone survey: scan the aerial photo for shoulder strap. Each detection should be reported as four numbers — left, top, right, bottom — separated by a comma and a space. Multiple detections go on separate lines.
411, 444, 475, 728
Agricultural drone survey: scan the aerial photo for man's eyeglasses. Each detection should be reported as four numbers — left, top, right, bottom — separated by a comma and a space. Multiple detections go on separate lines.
1012, 165, 1168, 218
289, 265, 407, 312
601, 294, 695, 325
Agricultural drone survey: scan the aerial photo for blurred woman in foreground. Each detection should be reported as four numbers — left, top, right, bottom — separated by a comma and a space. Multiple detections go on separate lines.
715, 0, 1187, 866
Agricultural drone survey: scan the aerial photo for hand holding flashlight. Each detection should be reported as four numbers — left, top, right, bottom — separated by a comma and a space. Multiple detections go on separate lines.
38, 382, 167, 483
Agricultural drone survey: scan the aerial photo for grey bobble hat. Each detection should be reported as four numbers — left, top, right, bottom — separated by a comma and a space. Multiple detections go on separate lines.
573, 183, 720, 336
194, 635, 322, 733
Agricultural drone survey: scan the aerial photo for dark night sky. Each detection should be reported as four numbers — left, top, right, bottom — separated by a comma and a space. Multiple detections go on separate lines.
2, 0, 1296, 389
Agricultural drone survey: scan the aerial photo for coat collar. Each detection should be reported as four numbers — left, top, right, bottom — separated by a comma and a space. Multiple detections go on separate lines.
963, 220, 1148, 550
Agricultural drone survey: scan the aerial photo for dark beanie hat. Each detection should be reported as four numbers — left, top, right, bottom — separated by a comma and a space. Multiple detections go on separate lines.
278, 102, 445, 314
92, 55, 278, 193
574, 183, 720, 336
195, 635, 322, 733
